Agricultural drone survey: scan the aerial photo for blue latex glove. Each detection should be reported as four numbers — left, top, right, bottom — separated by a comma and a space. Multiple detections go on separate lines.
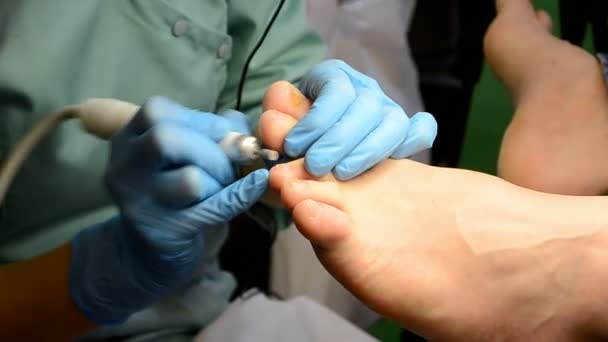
70, 96, 269, 325
285, 59, 438, 180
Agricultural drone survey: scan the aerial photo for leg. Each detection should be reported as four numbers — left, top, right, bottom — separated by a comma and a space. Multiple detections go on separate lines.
485, 0, 608, 195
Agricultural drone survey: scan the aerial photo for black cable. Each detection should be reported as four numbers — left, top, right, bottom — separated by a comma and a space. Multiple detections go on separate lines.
235, 0, 287, 111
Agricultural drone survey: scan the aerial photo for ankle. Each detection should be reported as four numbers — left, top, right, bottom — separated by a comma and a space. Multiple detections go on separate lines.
516, 49, 606, 109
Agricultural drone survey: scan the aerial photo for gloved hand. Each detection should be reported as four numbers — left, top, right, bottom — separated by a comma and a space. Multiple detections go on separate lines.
70, 96, 269, 325
286, 59, 437, 180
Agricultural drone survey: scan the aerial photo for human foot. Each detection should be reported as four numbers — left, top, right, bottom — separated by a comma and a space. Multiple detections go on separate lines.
484, 0, 558, 98
270, 158, 608, 339
270, 159, 479, 339
485, 0, 608, 195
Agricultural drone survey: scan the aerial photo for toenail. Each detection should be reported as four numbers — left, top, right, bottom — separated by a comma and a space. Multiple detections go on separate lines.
289, 86, 305, 107
305, 200, 321, 219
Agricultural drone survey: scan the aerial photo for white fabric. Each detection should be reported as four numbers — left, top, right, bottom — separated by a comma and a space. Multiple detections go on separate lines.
269, 0, 424, 330
305, 0, 427, 163
193, 292, 378, 342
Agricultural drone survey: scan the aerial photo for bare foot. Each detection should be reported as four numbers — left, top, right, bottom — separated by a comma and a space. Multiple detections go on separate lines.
270, 158, 608, 340
271, 159, 480, 339
485, 0, 608, 195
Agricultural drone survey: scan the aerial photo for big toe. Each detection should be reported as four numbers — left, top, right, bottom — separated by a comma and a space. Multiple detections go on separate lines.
281, 178, 343, 211
272, 159, 350, 249
269, 159, 312, 192
260, 81, 312, 153
269, 159, 335, 193
262, 80, 311, 117
259, 109, 297, 152
292, 199, 351, 250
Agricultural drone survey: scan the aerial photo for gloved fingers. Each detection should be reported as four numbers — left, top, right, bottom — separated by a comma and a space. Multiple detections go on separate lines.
123, 96, 233, 142
391, 112, 438, 159
303, 91, 383, 177
333, 108, 409, 180
188, 169, 270, 226
326, 59, 383, 92
299, 60, 355, 99
285, 65, 356, 157
220, 110, 251, 135
303, 59, 382, 93
130, 123, 235, 185
149, 166, 222, 208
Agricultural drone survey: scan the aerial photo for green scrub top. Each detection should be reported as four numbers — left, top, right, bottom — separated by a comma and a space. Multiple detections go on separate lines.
0, 0, 324, 340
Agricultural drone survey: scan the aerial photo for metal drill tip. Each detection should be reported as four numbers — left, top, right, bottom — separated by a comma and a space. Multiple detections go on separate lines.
260, 149, 280, 161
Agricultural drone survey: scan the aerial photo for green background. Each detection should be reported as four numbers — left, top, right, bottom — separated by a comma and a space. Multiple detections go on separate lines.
369, 0, 595, 340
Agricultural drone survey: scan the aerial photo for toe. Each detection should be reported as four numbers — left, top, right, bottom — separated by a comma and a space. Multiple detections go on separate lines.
281, 179, 343, 210
292, 199, 351, 249
263, 80, 311, 118
269, 159, 315, 192
258, 109, 297, 152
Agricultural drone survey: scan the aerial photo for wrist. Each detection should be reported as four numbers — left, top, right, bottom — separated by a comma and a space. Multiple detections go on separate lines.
70, 217, 145, 325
